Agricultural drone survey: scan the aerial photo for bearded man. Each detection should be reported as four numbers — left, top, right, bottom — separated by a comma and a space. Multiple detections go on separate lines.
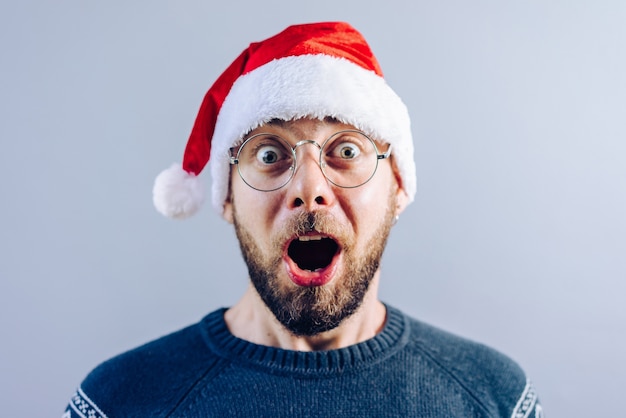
64, 22, 542, 418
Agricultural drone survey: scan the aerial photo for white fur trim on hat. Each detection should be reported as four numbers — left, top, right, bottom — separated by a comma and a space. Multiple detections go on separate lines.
209, 54, 416, 212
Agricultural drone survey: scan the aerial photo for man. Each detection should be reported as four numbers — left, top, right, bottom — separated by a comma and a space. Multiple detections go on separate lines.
64, 22, 542, 417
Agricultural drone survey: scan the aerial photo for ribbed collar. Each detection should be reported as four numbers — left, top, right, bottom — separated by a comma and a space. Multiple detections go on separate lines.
199, 304, 410, 376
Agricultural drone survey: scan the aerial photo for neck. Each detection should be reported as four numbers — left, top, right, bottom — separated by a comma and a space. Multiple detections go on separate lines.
224, 273, 386, 351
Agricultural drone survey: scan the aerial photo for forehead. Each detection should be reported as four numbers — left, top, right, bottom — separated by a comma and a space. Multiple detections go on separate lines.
244, 117, 389, 151
248, 117, 350, 138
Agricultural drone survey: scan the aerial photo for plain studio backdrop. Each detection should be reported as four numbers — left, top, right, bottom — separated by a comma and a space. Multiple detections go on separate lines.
1, 1, 624, 416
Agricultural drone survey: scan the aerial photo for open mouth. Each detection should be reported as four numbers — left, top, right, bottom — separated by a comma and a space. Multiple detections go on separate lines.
287, 235, 339, 272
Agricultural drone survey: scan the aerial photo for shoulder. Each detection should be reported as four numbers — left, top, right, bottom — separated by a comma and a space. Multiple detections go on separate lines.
402, 312, 541, 417
67, 310, 227, 418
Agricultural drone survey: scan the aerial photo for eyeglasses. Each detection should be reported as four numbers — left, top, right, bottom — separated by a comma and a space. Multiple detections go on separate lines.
229, 130, 392, 192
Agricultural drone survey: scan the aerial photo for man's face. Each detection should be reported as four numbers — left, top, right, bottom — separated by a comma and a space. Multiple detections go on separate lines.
223, 118, 408, 336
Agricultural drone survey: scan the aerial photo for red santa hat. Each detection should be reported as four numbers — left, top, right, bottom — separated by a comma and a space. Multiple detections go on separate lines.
153, 21, 415, 219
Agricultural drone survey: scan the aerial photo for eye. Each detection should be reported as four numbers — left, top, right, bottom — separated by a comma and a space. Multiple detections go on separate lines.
256, 145, 284, 164
335, 142, 361, 159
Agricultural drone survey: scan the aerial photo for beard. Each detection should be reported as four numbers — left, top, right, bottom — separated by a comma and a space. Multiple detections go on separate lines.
231, 188, 397, 337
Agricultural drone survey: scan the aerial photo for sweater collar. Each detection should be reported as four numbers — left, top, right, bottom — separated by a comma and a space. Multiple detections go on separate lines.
200, 304, 409, 375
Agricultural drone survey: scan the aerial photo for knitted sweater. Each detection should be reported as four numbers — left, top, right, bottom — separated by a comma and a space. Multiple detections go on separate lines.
64, 306, 541, 417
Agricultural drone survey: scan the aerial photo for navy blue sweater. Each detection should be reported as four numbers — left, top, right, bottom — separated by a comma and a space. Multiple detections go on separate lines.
64, 306, 541, 417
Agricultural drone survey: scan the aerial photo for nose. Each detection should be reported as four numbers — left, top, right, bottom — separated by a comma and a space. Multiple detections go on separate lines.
285, 141, 335, 210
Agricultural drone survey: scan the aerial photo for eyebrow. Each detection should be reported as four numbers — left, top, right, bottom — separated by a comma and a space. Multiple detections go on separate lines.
266, 118, 285, 127
265, 116, 341, 128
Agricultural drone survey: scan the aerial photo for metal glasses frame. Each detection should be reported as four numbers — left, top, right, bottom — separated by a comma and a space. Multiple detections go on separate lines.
229, 129, 392, 192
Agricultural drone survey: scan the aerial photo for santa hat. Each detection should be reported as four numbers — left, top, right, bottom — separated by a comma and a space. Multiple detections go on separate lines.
153, 21, 415, 219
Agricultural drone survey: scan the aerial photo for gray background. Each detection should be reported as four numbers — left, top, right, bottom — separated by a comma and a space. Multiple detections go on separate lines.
1, 1, 624, 416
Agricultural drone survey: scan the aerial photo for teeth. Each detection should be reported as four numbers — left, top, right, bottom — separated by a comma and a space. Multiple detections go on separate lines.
298, 235, 323, 242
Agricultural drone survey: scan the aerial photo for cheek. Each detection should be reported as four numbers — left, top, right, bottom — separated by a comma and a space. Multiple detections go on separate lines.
337, 188, 386, 233
231, 180, 286, 227
339, 170, 397, 229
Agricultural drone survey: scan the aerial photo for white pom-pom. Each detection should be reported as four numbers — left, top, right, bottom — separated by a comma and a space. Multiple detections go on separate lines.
153, 163, 205, 219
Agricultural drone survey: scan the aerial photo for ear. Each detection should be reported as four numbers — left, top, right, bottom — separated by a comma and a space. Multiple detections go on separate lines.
395, 187, 409, 217
222, 193, 234, 224
391, 161, 410, 217
222, 170, 235, 223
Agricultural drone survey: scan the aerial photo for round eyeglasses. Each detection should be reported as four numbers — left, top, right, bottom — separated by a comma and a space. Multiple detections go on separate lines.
229, 130, 392, 192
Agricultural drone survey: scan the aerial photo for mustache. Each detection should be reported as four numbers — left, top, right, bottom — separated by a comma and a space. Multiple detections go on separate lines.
291, 211, 337, 235
299, 212, 318, 234
274, 210, 350, 246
